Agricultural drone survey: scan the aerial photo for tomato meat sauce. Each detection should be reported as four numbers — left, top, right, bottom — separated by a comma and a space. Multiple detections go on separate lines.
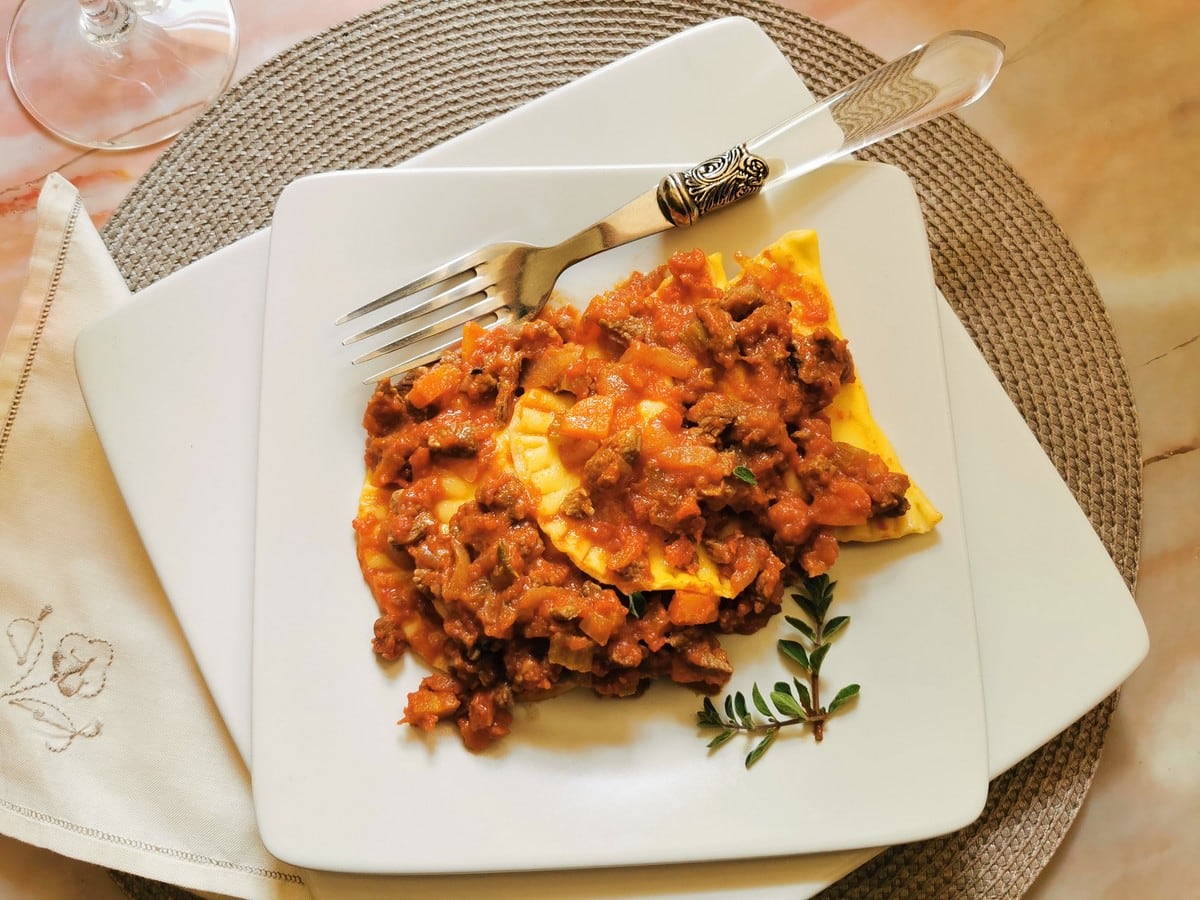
356, 248, 910, 750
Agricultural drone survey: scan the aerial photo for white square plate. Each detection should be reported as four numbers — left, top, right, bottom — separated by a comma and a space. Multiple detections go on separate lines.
252, 160, 988, 872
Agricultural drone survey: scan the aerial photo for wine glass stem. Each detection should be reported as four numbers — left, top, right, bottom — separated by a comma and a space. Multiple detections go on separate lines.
79, 0, 135, 42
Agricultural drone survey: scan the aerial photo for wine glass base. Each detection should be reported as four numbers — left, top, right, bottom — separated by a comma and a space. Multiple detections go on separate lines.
6, 0, 239, 151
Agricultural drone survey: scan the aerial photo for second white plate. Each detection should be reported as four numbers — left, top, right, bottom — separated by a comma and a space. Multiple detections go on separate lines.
252, 161, 988, 872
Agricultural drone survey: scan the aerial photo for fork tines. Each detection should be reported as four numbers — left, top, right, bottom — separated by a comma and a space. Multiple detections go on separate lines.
337, 245, 508, 382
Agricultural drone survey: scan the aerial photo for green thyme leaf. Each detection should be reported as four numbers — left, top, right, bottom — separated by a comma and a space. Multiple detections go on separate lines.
733, 691, 751, 727
724, 694, 736, 721
697, 697, 721, 726
823, 615, 850, 641
809, 641, 832, 676
779, 639, 811, 671
707, 729, 736, 750
784, 614, 817, 641
827, 684, 861, 715
793, 678, 812, 712
626, 591, 646, 618
813, 576, 836, 619
745, 729, 778, 768
732, 465, 757, 485
793, 592, 822, 624
751, 683, 774, 719
770, 689, 806, 718
796, 574, 835, 621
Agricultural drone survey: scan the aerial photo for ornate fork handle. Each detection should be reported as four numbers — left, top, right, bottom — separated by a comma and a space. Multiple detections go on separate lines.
657, 144, 772, 226
549, 29, 1003, 280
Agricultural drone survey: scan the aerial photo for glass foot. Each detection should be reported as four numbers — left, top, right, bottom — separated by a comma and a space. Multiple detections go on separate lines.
6, 0, 239, 150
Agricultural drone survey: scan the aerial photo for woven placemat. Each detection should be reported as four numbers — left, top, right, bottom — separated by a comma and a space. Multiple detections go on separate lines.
101, 2, 1141, 897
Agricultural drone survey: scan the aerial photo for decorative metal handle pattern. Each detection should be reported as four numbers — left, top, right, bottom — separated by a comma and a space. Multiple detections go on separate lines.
656, 144, 771, 227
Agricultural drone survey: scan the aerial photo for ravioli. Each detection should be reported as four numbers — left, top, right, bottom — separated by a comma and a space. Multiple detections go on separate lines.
752, 230, 941, 541
506, 387, 736, 598
352, 479, 447, 670
501, 231, 940, 596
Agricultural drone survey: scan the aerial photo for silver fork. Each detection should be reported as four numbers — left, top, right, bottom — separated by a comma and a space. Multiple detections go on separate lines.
338, 30, 1004, 382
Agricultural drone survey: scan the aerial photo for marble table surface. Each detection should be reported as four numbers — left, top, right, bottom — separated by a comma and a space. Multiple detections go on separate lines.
1, 1, 1196, 897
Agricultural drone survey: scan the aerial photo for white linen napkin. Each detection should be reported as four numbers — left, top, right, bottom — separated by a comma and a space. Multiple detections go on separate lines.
0, 174, 309, 899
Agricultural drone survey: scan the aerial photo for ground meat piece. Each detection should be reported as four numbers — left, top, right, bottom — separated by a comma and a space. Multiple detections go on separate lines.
583, 445, 634, 490
591, 668, 649, 698
722, 534, 780, 597
604, 635, 645, 669
599, 316, 646, 345
606, 426, 642, 463
462, 369, 498, 401
457, 685, 514, 751
633, 465, 702, 531
766, 492, 814, 546
441, 605, 484, 652
677, 366, 718, 407
696, 303, 739, 367
516, 318, 566, 355
371, 614, 409, 661
475, 474, 533, 520
504, 640, 559, 696
872, 479, 911, 517
486, 355, 524, 422
720, 281, 766, 320
559, 487, 594, 518
426, 423, 481, 457
716, 588, 783, 634
728, 404, 789, 451
702, 534, 738, 565
685, 393, 746, 440
668, 631, 733, 689
612, 558, 650, 584
735, 302, 793, 357
367, 428, 426, 483
800, 530, 840, 575
389, 508, 436, 546
362, 372, 426, 438
608, 530, 650, 581
795, 451, 839, 498
791, 327, 854, 410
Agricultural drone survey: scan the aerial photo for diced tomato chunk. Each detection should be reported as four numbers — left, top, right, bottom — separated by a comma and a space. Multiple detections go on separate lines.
460, 321, 486, 361
656, 444, 720, 474
810, 477, 872, 526
406, 364, 460, 408
620, 340, 694, 379
401, 674, 461, 730
556, 394, 616, 441
667, 589, 719, 626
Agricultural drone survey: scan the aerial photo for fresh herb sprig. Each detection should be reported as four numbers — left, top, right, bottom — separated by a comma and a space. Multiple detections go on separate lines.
696, 574, 860, 768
